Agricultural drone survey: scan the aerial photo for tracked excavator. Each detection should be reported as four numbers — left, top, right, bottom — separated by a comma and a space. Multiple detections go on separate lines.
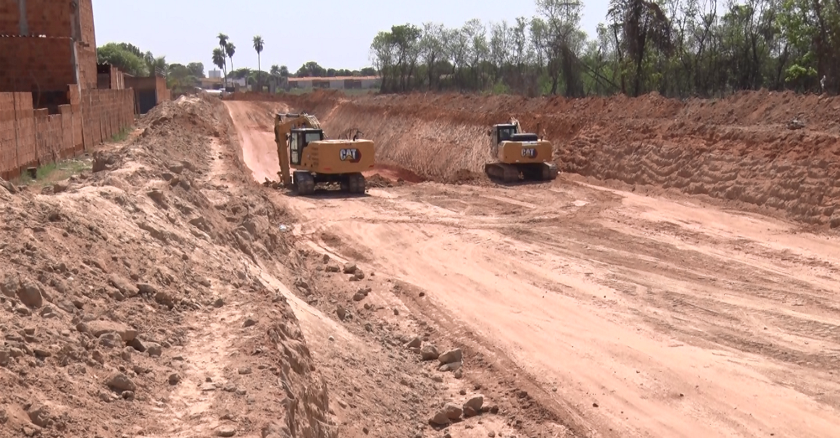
273, 112, 375, 195
484, 118, 558, 183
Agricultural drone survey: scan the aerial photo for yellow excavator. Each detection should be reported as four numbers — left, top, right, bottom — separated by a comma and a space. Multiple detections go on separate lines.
484, 117, 558, 183
273, 112, 375, 195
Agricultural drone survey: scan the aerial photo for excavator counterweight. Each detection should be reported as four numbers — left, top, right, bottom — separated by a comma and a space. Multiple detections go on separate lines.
484, 118, 558, 183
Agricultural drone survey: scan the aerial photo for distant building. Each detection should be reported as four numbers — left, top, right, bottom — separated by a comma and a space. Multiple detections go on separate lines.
208, 69, 222, 79
287, 76, 381, 90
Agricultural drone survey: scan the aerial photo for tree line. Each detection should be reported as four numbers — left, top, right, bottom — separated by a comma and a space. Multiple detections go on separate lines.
98, 37, 376, 95
369, 0, 839, 97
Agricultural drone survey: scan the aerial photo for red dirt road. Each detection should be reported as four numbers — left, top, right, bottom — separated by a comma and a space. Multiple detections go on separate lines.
226, 100, 840, 438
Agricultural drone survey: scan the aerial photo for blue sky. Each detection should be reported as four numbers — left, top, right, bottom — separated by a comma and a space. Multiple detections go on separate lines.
94, 0, 609, 73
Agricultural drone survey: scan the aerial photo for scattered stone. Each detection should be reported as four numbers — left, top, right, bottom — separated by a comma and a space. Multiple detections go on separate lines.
106, 372, 136, 391
145, 342, 163, 357
238, 367, 252, 375
169, 373, 181, 385
592, 402, 599, 408
216, 425, 236, 437
460, 389, 467, 395
27, 404, 50, 428
430, 410, 450, 426
99, 332, 124, 348
17, 282, 43, 308
438, 348, 462, 365
0, 406, 7, 424
463, 406, 478, 418
213, 297, 225, 308
155, 291, 175, 308
454, 368, 463, 379
322, 254, 330, 263
137, 283, 157, 295
109, 274, 139, 298
326, 265, 340, 273
33, 348, 51, 358
87, 320, 138, 341
336, 306, 347, 320
406, 336, 422, 348
0, 349, 9, 366
439, 362, 462, 372
343, 262, 357, 274
122, 391, 135, 401
488, 432, 496, 438
393, 308, 400, 316
464, 394, 484, 413
444, 403, 463, 420
243, 318, 257, 328
421, 344, 439, 361
354, 270, 365, 280
352, 291, 366, 301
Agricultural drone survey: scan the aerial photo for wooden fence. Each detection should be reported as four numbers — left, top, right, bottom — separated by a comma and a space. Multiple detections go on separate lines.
0, 88, 135, 180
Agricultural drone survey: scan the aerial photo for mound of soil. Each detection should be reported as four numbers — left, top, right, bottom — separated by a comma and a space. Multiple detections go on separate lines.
0, 95, 335, 438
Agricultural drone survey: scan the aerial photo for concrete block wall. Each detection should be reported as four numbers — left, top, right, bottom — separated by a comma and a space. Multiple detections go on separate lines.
0, 36, 76, 92
0, 88, 135, 180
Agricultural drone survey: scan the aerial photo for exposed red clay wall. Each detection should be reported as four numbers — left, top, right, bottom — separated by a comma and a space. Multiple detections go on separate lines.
0, 88, 135, 180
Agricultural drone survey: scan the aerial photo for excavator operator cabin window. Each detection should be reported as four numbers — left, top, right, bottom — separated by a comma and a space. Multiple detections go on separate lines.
290, 132, 300, 165
304, 131, 322, 145
498, 126, 514, 142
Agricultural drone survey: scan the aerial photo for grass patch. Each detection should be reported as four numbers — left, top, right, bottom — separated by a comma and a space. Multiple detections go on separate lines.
15, 159, 92, 186
110, 128, 131, 142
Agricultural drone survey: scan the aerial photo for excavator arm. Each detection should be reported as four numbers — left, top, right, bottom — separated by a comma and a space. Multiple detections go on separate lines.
273, 112, 323, 186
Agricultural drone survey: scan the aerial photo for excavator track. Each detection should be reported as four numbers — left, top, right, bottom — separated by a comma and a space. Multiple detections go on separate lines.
293, 171, 316, 195
346, 173, 366, 194
540, 162, 559, 181
484, 163, 520, 183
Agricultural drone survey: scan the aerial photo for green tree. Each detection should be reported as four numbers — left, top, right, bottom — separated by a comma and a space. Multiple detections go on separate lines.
212, 48, 226, 88
217, 33, 229, 86
97, 42, 149, 76
225, 42, 236, 77
187, 62, 205, 78
253, 35, 265, 90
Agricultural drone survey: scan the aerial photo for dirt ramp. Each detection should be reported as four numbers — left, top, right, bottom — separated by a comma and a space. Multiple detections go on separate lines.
279, 90, 840, 227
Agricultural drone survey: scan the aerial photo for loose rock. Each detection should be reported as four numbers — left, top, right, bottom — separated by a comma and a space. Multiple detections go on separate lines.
106, 372, 136, 391
27, 404, 50, 428
444, 403, 463, 420
145, 342, 163, 357
155, 291, 175, 308
406, 336, 422, 348
216, 425, 236, 437
169, 373, 181, 385
352, 291, 366, 301
243, 318, 257, 328
421, 344, 439, 360
87, 320, 138, 341
430, 410, 450, 426
464, 394, 484, 413
343, 262, 357, 274
17, 282, 43, 308
438, 348, 462, 365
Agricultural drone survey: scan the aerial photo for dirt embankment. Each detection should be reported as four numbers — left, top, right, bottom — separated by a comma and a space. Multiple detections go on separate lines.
270, 90, 840, 227
0, 95, 335, 438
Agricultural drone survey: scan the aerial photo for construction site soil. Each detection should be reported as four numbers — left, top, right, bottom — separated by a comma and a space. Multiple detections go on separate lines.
2, 89, 839, 438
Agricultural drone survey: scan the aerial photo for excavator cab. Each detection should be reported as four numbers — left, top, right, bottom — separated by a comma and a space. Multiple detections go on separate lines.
289, 128, 324, 165
494, 124, 518, 144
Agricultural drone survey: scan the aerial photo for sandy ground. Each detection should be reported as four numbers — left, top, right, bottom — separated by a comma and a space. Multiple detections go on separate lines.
226, 100, 840, 438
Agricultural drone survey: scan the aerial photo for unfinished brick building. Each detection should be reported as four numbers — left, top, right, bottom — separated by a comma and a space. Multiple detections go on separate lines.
0, 0, 137, 179
0, 0, 98, 99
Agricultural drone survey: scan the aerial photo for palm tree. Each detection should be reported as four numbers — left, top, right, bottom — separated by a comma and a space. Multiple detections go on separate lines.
252, 35, 264, 91
225, 42, 236, 84
217, 33, 228, 86
212, 48, 226, 89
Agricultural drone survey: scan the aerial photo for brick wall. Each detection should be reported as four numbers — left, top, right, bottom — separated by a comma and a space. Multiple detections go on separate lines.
78, 0, 95, 47
0, 36, 75, 92
0, 88, 135, 180
76, 44, 97, 89
0, 0, 74, 37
